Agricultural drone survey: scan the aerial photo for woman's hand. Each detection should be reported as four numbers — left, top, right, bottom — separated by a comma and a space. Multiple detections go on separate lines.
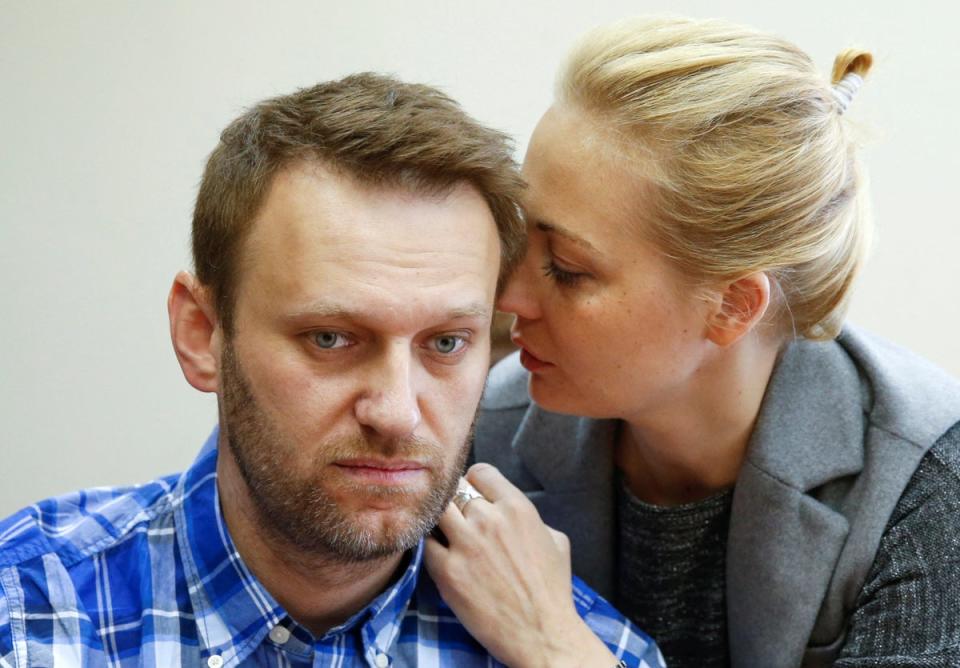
424, 463, 619, 668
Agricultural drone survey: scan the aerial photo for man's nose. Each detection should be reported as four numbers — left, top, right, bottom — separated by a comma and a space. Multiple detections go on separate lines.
354, 344, 422, 439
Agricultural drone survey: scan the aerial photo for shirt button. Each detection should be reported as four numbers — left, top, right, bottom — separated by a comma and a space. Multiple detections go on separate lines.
374, 653, 390, 668
269, 625, 291, 644
207, 656, 223, 668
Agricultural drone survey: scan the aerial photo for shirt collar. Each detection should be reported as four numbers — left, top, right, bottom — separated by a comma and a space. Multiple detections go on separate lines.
174, 426, 423, 665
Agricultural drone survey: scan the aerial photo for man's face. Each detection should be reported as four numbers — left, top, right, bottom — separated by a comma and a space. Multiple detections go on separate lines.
217, 162, 500, 561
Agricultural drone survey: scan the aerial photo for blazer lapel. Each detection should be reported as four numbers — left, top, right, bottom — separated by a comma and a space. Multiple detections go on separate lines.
727, 338, 866, 667
727, 464, 849, 667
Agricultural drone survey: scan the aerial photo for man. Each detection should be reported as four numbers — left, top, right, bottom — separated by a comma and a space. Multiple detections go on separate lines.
0, 74, 662, 667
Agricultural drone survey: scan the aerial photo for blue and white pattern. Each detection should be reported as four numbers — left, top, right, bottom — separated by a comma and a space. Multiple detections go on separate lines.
0, 430, 664, 667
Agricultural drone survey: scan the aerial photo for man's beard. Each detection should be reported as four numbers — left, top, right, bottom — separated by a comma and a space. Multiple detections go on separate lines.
218, 342, 470, 562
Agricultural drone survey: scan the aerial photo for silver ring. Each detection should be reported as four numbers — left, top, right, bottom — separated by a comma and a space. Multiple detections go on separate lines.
452, 480, 485, 513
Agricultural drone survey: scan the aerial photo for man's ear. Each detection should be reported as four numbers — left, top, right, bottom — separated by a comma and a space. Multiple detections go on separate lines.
705, 272, 771, 347
168, 271, 220, 393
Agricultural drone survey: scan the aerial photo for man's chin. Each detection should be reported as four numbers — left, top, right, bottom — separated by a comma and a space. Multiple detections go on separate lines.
320, 510, 431, 561
269, 489, 445, 561
343, 501, 439, 535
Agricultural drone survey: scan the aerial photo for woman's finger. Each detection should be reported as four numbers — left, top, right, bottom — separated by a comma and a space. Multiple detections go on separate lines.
433, 497, 471, 539
548, 527, 571, 554
452, 476, 492, 518
465, 462, 526, 503
423, 532, 449, 566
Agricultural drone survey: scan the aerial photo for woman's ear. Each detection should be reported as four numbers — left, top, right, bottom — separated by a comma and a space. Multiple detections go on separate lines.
705, 272, 771, 347
168, 271, 220, 392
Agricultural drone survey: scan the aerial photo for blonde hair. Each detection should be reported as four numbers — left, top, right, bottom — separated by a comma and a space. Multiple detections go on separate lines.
558, 17, 873, 340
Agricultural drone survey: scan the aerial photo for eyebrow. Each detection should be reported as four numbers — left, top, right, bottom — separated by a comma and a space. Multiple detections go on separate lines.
534, 220, 601, 255
443, 303, 493, 319
284, 301, 492, 322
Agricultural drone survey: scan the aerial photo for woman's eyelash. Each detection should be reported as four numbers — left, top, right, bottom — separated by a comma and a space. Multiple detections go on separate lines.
542, 259, 586, 286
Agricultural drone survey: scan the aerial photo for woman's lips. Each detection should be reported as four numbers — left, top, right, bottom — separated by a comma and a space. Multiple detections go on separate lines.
513, 337, 552, 373
510, 331, 553, 373
519, 348, 552, 372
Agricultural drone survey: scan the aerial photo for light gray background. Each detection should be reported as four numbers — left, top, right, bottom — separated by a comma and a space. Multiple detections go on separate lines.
2, 0, 957, 514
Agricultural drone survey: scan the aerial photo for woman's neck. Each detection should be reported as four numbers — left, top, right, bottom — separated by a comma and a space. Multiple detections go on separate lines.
617, 336, 782, 507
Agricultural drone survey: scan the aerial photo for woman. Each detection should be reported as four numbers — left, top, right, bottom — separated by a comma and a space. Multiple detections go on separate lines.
424, 16, 960, 668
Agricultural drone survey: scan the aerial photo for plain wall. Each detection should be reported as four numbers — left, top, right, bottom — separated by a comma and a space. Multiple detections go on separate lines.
2, 0, 957, 514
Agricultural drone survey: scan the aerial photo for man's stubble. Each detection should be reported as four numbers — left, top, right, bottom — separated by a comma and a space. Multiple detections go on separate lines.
218, 340, 471, 563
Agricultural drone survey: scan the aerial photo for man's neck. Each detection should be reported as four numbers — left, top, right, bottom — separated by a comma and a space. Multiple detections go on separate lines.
216, 452, 407, 637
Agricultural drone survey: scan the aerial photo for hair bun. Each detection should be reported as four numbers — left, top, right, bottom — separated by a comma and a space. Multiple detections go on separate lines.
831, 48, 873, 85
830, 49, 872, 114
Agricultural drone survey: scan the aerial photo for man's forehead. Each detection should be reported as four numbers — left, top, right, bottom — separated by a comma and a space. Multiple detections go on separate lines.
243, 162, 496, 260
231, 163, 501, 327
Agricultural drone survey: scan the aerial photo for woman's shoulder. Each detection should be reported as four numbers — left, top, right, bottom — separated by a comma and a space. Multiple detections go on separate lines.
473, 352, 535, 476
881, 419, 960, 539
838, 420, 960, 662
839, 325, 960, 390
481, 351, 532, 412
837, 325, 960, 446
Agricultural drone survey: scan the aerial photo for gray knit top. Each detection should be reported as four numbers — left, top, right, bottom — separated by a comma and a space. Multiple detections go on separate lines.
616, 428, 960, 667
618, 483, 733, 668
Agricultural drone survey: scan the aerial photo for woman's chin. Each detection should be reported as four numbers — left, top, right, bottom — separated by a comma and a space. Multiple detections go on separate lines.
528, 375, 583, 415
528, 374, 626, 421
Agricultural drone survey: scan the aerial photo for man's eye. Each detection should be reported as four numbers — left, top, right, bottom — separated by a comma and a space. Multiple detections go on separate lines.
312, 331, 350, 349
432, 335, 466, 355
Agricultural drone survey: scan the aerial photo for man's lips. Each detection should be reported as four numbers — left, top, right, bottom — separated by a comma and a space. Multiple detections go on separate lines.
333, 459, 429, 485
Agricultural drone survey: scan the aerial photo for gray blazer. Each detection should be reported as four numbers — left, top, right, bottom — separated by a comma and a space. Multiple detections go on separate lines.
473, 326, 960, 667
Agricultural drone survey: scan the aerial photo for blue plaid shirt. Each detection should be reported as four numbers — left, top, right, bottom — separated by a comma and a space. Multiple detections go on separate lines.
0, 431, 664, 667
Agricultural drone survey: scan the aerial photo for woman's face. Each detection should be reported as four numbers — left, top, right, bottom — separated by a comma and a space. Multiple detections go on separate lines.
498, 106, 717, 420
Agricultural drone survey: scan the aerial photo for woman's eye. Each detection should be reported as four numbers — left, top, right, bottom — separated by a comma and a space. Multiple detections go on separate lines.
312, 331, 350, 349
431, 335, 466, 355
542, 259, 587, 287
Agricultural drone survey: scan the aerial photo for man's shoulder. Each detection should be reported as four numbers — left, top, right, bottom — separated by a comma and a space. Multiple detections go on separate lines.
406, 572, 490, 648
408, 570, 664, 667
0, 474, 181, 571
0, 474, 191, 667
570, 576, 665, 667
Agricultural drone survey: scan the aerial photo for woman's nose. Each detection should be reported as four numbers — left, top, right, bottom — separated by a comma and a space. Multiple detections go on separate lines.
496, 249, 541, 320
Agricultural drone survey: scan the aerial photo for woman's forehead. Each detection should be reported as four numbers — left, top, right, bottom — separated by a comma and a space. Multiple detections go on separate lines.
523, 107, 661, 252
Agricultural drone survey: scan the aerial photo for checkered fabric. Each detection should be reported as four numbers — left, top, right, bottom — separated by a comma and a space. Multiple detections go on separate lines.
0, 430, 664, 667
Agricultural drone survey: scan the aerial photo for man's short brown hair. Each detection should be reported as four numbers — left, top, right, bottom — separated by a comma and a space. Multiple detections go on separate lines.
192, 72, 526, 333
